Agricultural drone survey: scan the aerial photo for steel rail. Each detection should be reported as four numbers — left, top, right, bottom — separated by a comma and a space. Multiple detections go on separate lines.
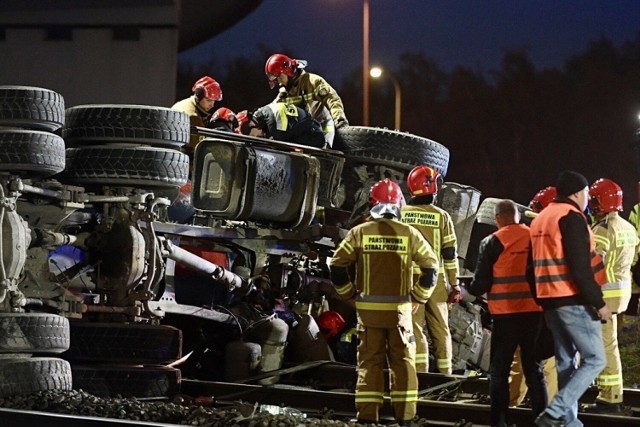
181, 379, 640, 426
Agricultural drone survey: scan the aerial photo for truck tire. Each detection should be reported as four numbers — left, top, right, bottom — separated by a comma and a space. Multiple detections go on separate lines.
62, 145, 189, 189
0, 86, 65, 131
0, 357, 72, 397
0, 130, 66, 176
63, 322, 182, 364
0, 313, 70, 354
334, 126, 450, 175
62, 105, 190, 148
71, 365, 181, 398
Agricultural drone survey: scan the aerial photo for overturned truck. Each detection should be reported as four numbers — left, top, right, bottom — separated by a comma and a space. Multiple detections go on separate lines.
0, 85, 481, 398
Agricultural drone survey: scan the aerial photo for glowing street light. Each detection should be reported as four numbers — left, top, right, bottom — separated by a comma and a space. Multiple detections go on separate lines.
370, 66, 402, 130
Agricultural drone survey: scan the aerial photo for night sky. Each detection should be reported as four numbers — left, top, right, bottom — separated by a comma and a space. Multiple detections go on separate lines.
180, 0, 640, 84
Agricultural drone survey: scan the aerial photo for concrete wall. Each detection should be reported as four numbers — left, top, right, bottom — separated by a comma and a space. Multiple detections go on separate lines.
0, 1, 179, 108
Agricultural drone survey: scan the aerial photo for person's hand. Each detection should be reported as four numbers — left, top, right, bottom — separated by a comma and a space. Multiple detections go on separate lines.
335, 118, 349, 129
597, 304, 612, 322
412, 301, 420, 314
447, 286, 463, 304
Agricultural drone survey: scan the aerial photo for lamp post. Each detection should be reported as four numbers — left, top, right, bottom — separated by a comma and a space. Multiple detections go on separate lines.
363, 0, 370, 126
370, 66, 402, 130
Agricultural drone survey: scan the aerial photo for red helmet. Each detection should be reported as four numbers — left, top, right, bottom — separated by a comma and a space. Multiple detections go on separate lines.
192, 76, 222, 101
317, 311, 346, 341
235, 110, 255, 135
369, 178, 405, 219
589, 178, 623, 214
529, 186, 557, 213
210, 107, 237, 128
407, 165, 440, 197
265, 54, 305, 89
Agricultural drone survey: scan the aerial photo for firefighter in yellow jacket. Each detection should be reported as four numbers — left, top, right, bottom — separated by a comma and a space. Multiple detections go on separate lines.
401, 165, 459, 374
585, 178, 639, 414
329, 178, 439, 426
265, 53, 348, 147
626, 202, 640, 315
171, 75, 223, 157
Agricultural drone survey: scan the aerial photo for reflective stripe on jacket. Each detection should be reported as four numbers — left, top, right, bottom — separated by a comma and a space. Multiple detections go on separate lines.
401, 204, 459, 287
276, 70, 347, 128
329, 218, 439, 325
488, 224, 541, 315
531, 202, 606, 299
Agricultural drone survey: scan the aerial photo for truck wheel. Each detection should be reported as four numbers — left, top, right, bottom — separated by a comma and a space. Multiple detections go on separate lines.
63, 322, 182, 364
0, 130, 65, 176
0, 86, 65, 131
0, 313, 70, 354
71, 365, 180, 398
334, 126, 450, 175
0, 357, 72, 397
62, 105, 190, 148
62, 145, 189, 189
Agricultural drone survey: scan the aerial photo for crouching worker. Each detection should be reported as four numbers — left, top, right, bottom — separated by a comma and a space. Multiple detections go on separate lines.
236, 103, 326, 149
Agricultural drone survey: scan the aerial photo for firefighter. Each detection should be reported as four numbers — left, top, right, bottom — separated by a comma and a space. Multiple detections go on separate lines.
329, 178, 439, 426
468, 199, 548, 426
530, 170, 611, 427
529, 186, 557, 214
583, 178, 638, 414
209, 107, 238, 132
238, 103, 326, 149
317, 310, 358, 364
171, 75, 223, 156
265, 53, 348, 147
401, 165, 460, 374
626, 202, 640, 316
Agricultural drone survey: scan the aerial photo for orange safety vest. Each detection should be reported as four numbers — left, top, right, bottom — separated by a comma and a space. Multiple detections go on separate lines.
530, 202, 607, 299
487, 224, 542, 315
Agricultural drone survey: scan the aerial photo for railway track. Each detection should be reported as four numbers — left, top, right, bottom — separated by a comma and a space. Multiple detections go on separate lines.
179, 361, 640, 426
0, 361, 637, 426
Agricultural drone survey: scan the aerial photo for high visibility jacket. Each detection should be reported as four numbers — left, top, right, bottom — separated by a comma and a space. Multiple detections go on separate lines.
257, 102, 325, 148
487, 224, 542, 315
627, 203, 640, 294
592, 212, 639, 312
401, 204, 459, 289
329, 218, 439, 327
276, 70, 348, 131
531, 202, 606, 299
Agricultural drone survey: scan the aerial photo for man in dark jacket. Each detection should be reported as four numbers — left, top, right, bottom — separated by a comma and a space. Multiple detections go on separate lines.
237, 103, 326, 149
530, 170, 612, 427
468, 199, 547, 427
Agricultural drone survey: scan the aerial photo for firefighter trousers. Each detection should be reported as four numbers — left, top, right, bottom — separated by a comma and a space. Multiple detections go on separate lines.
424, 278, 452, 373
412, 303, 429, 372
509, 348, 558, 406
355, 324, 418, 422
596, 314, 623, 404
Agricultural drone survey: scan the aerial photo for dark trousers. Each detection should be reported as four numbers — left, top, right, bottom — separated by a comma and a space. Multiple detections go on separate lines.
490, 312, 548, 427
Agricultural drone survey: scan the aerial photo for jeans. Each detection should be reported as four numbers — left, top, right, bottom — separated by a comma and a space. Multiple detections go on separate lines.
490, 313, 547, 427
542, 305, 606, 426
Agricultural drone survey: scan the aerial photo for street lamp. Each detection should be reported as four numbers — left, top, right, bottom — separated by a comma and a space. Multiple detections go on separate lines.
363, 0, 370, 126
370, 66, 402, 130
